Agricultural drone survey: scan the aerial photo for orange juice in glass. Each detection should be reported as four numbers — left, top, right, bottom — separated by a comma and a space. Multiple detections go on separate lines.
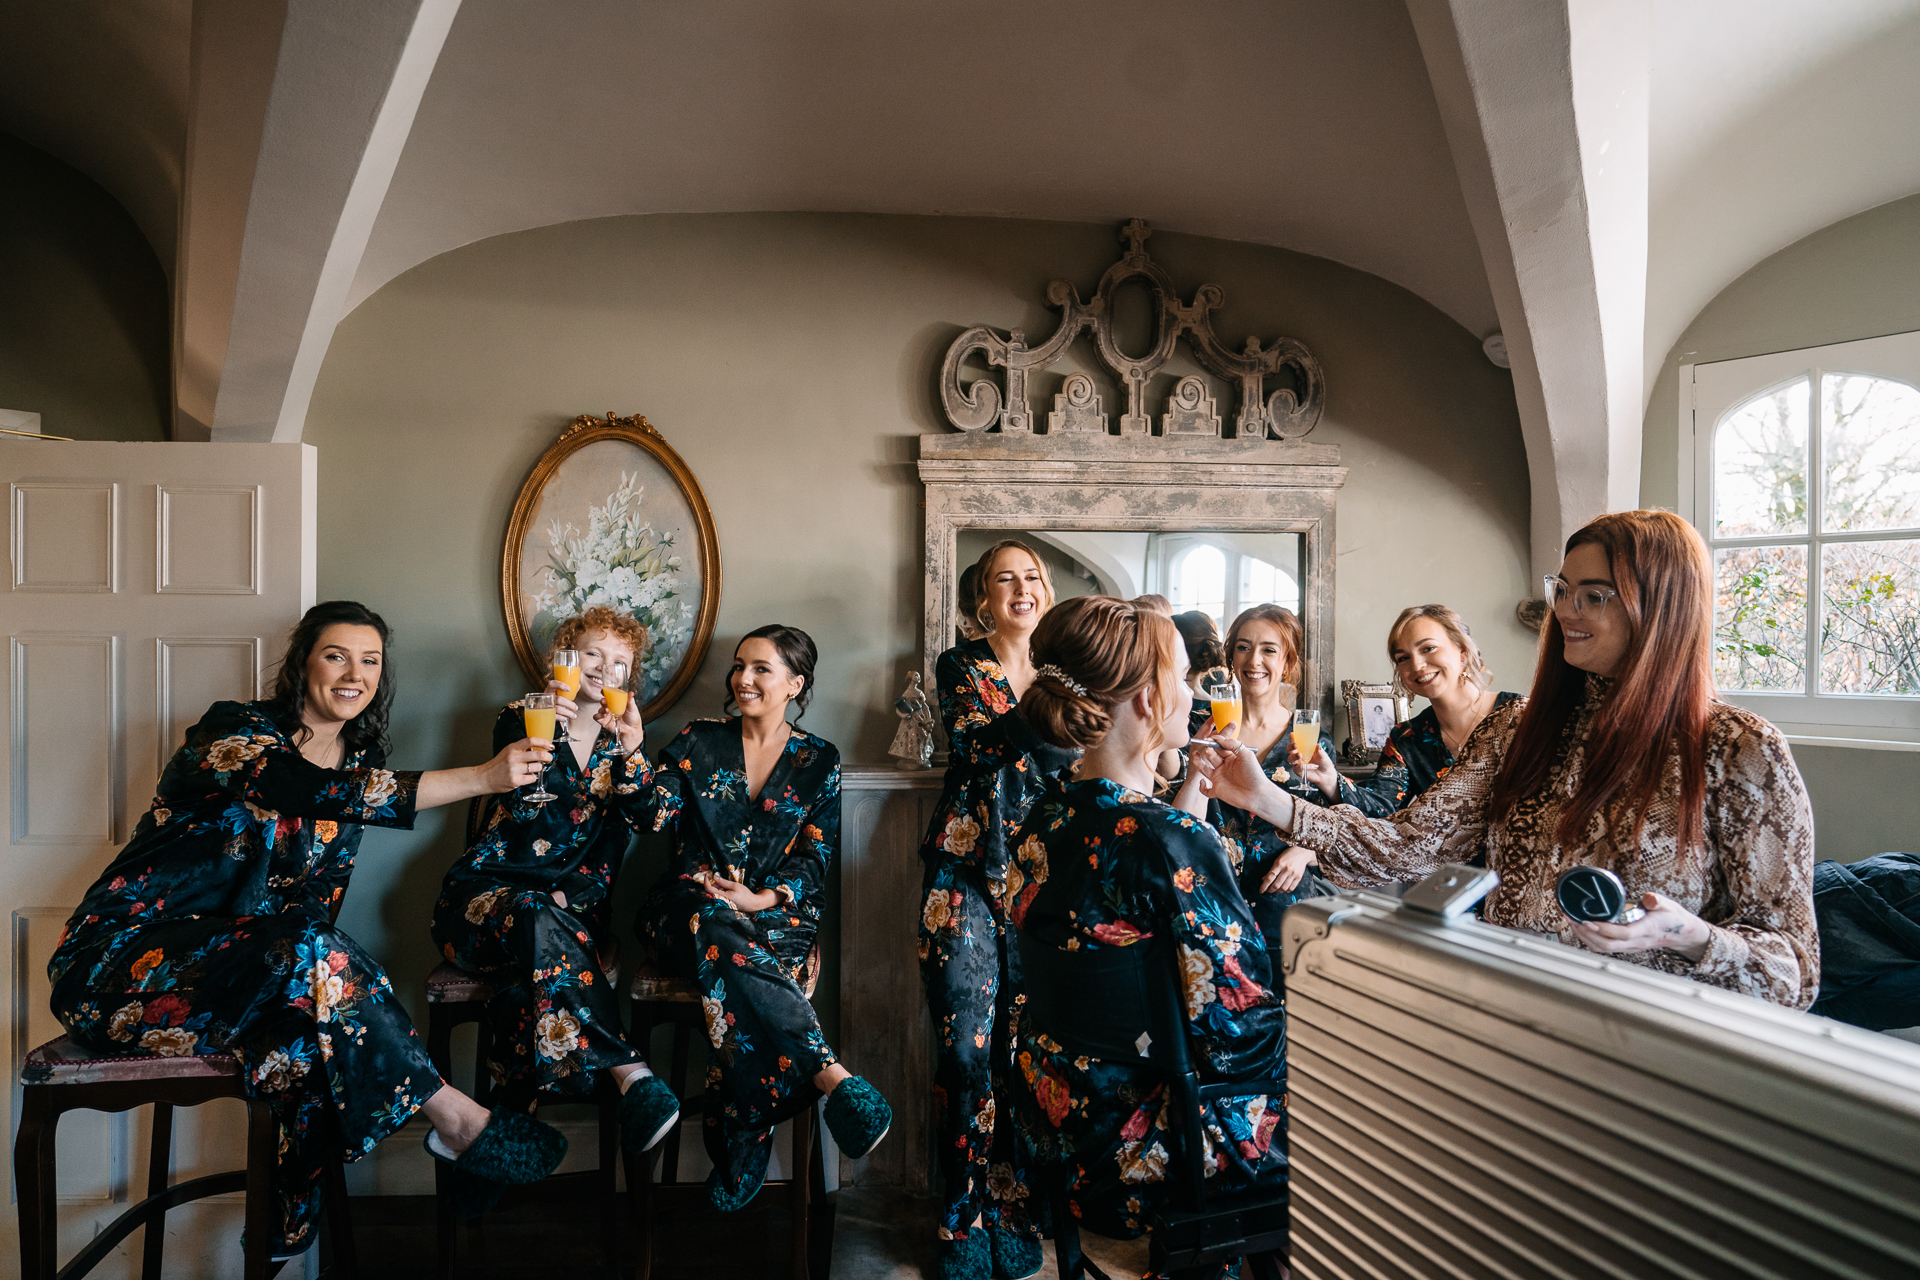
522, 692, 558, 802
602, 659, 630, 717
1203, 672, 1241, 734
551, 649, 582, 699
1291, 708, 1321, 760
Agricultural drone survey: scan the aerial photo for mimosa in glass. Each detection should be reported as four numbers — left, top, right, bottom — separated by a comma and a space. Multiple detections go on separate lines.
551, 649, 582, 699
1291, 708, 1321, 761
602, 659, 630, 718
1203, 670, 1241, 735
523, 692, 558, 802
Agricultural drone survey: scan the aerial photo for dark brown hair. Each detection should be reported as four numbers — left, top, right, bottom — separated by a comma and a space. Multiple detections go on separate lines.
1487, 510, 1716, 853
1021, 596, 1179, 754
267, 601, 393, 755
1172, 610, 1225, 675
725, 624, 818, 724
1224, 604, 1304, 690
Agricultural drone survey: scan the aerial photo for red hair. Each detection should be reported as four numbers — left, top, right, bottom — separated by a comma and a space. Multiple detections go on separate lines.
1488, 510, 1716, 854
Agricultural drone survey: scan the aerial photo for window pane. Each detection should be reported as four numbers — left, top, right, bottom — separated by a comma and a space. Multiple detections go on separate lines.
1714, 544, 1807, 692
1819, 538, 1920, 695
1236, 555, 1300, 612
1822, 374, 1920, 532
1714, 380, 1808, 537
1171, 544, 1226, 626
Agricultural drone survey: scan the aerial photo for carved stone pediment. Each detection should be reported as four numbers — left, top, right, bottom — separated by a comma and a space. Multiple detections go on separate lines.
938, 219, 1325, 443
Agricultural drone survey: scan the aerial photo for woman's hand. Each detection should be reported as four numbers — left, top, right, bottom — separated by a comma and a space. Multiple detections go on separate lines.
479, 738, 552, 793
700, 872, 779, 914
1260, 845, 1317, 894
1192, 736, 1294, 831
1287, 740, 1341, 799
1568, 891, 1712, 963
594, 693, 645, 756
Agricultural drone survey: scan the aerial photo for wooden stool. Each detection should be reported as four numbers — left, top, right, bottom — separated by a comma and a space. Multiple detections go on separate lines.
626, 944, 832, 1280
423, 952, 624, 1280
13, 1036, 356, 1280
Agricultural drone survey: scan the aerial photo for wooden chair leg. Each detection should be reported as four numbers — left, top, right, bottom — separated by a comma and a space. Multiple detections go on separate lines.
321, 1132, 359, 1279
807, 1106, 835, 1280
790, 1105, 813, 1280
599, 1083, 620, 1272
13, 1089, 59, 1280
435, 1157, 458, 1280
663, 1020, 691, 1181
242, 1099, 277, 1280
140, 1101, 174, 1280
624, 1131, 653, 1280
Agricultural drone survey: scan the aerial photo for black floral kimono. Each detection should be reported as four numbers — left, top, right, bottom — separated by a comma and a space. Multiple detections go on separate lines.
47, 701, 430, 1253
915, 639, 1078, 1243
1207, 727, 1352, 943
1009, 777, 1288, 1248
1344, 693, 1524, 815
634, 719, 841, 1203
430, 704, 652, 1108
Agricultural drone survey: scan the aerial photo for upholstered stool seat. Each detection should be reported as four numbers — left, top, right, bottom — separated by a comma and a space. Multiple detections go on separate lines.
14, 1036, 355, 1280
627, 945, 831, 1279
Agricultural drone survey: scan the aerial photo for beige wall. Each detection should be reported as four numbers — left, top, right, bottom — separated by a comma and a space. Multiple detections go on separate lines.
1641, 193, 1920, 865
0, 133, 168, 441
300, 211, 1533, 1019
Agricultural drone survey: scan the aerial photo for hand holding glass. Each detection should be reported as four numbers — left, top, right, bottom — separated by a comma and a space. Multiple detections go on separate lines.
1204, 671, 1242, 734
1291, 708, 1321, 760
522, 693, 558, 803
551, 649, 582, 699
602, 660, 630, 718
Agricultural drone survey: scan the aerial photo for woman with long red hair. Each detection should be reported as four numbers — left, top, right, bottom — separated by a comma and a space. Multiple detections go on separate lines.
1198, 510, 1819, 1007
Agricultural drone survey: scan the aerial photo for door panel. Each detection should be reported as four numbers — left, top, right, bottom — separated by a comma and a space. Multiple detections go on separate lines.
1, 441, 315, 1276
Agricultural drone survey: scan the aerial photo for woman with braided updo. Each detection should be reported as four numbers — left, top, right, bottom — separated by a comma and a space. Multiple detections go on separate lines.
916, 539, 1078, 1280
1007, 596, 1289, 1264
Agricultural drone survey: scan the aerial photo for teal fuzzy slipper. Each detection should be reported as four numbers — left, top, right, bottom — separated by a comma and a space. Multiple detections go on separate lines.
704, 1120, 775, 1212
989, 1223, 1043, 1280
619, 1075, 681, 1157
939, 1231, 992, 1280
424, 1109, 568, 1219
823, 1075, 892, 1159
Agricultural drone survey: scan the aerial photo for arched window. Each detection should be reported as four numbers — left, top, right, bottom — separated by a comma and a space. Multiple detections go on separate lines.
1690, 331, 1920, 740
1169, 543, 1227, 624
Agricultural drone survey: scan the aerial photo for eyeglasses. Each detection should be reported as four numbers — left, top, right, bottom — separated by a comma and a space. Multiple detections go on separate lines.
1543, 576, 1619, 618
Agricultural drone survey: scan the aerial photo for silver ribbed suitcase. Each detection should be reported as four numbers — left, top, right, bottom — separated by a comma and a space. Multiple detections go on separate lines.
1279, 888, 1920, 1279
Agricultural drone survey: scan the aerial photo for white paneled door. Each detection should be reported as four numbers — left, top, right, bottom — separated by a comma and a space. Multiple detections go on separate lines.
1, 441, 315, 1276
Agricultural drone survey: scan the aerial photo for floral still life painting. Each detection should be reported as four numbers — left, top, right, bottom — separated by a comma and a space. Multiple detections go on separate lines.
504, 413, 720, 717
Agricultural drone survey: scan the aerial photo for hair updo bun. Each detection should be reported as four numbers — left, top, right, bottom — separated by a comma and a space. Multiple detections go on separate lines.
1020, 596, 1180, 752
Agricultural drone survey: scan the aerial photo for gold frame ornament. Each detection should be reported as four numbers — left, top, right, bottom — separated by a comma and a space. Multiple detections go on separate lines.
1339, 679, 1413, 766
502, 412, 721, 720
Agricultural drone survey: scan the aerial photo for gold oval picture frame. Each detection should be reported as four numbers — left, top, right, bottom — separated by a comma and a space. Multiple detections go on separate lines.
502, 412, 720, 719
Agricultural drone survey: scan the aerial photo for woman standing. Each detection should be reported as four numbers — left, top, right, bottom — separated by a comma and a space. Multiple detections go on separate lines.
1008, 596, 1287, 1263
636, 626, 890, 1212
1291, 605, 1520, 821
1198, 511, 1819, 1008
431, 606, 680, 1168
48, 602, 565, 1257
918, 539, 1076, 1280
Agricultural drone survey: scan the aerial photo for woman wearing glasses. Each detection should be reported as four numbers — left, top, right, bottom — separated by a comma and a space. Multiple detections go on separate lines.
1194, 511, 1818, 1008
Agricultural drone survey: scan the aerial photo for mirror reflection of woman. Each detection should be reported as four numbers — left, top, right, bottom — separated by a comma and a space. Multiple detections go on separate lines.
635, 626, 891, 1213
430, 606, 681, 1210
1007, 596, 1287, 1263
916, 539, 1076, 1279
1197, 511, 1819, 1007
47, 602, 562, 1260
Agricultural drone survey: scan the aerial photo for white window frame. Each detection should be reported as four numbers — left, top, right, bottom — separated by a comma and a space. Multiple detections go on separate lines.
1146, 533, 1301, 625
1680, 328, 1920, 750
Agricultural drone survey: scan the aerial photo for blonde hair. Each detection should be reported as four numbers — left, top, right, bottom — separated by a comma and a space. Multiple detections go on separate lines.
1021, 596, 1180, 755
1387, 604, 1490, 696
971, 539, 1057, 635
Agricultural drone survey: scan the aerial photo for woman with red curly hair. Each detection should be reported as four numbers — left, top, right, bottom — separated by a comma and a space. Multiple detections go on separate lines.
431, 605, 680, 1212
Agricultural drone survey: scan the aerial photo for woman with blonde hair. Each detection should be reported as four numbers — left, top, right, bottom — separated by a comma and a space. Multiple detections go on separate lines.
1197, 510, 1819, 1008
916, 538, 1077, 1279
1291, 604, 1521, 818
1008, 596, 1287, 1262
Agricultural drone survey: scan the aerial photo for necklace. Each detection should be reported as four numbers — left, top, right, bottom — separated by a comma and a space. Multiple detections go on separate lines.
1439, 690, 1494, 757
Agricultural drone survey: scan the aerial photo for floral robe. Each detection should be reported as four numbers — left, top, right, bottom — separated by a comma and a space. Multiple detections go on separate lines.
46, 701, 430, 1253
916, 639, 1078, 1242
430, 703, 652, 1107
634, 719, 841, 1203
1206, 727, 1349, 943
1342, 692, 1523, 818
1009, 777, 1288, 1243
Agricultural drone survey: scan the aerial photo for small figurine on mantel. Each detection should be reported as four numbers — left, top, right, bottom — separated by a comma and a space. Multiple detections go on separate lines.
888, 671, 937, 769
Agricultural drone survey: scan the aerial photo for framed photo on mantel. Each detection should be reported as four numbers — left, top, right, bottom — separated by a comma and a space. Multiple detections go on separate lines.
501, 412, 721, 720
1340, 680, 1412, 765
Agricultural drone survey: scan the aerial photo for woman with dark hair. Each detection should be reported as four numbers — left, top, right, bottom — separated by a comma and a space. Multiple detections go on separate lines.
635, 625, 891, 1212
48, 602, 565, 1257
1172, 609, 1224, 682
432, 605, 680, 1170
1197, 511, 1819, 1007
916, 539, 1077, 1279
1008, 596, 1287, 1260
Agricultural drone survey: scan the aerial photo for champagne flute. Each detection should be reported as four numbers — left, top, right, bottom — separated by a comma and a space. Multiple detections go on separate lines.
1203, 669, 1241, 736
1290, 708, 1321, 763
601, 659, 630, 718
522, 692, 558, 803
551, 649, 582, 699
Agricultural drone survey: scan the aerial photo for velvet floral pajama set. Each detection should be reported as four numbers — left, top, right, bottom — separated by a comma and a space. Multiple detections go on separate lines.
916, 638, 1078, 1243
430, 703, 652, 1110
48, 702, 431, 1254
1202, 723, 1353, 942
1008, 777, 1289, 1250
634, 718, 842, 1204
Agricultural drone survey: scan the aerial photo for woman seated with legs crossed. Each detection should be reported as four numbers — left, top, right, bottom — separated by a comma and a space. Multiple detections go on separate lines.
1197, 511, 1819, 1007
49, 602, 565, 1260
1008, 597, 1288, 1262
636, 626, 891, 1211
430, 606, 680, 1212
